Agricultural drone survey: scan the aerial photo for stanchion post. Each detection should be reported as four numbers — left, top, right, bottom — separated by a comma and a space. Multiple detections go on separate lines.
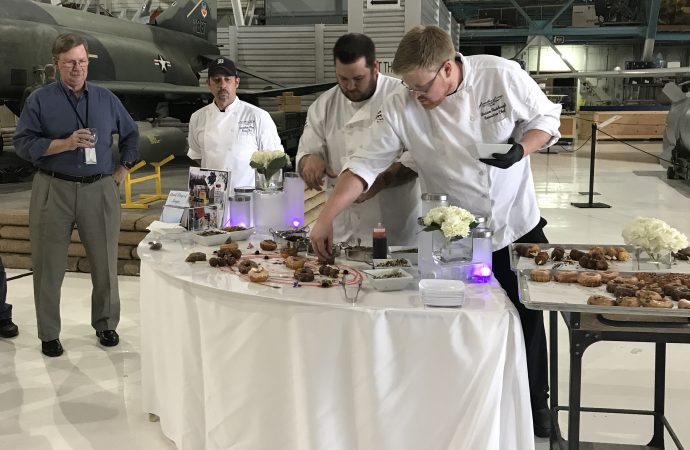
571, 122, 611, 208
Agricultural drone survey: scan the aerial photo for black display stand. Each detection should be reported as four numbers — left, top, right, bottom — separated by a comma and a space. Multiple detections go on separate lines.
572, 123, 611, 209
549, 311, 689, 450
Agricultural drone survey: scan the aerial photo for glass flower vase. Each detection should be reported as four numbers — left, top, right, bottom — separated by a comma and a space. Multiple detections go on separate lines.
432, 232, 473, 265
633, 247, 673, 271
255, 168, 283, 191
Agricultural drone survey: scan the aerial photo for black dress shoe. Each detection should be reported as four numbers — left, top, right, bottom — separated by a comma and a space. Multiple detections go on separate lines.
0, 318, 19, 338
533, 407, 552, 438
96, 330, 119, 347
42, 339, 64, 357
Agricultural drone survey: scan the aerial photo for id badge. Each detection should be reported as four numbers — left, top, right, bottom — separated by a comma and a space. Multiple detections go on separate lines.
84, 147, 97, 165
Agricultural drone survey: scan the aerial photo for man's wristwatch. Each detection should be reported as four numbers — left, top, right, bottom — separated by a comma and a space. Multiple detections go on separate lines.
121, 160, 137, 170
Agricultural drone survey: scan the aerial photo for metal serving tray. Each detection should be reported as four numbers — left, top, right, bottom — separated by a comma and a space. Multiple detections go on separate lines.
509, 243, 690, 274
517, 269, 690, 318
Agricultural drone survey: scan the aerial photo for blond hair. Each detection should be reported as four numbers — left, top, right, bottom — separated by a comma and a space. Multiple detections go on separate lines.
392, 25, 456, 74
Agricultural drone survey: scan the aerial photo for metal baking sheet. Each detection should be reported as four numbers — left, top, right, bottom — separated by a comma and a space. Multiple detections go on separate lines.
510, 243, 690, 274
517, 270, 690, 318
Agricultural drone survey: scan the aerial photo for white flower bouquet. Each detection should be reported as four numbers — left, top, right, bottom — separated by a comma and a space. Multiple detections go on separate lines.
421, 206, 477, 241
249, 150, 290, 184
621, 217, 688, 260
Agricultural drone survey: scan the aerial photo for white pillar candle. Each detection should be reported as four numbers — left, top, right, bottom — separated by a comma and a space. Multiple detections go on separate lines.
283, 172, 305, 229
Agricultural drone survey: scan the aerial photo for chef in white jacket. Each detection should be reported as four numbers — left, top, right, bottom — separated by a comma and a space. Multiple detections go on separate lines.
309, 26, 561, 439
296, 33, 420, 246
188, 57, 283, 190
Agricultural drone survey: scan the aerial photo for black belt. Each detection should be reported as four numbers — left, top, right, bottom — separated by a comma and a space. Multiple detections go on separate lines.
39, 168, 108, 184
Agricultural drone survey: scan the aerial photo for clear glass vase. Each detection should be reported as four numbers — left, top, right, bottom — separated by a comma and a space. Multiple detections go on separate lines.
633, 247, 673, 270
432, 231, 473, 265
255, 168, 283, 191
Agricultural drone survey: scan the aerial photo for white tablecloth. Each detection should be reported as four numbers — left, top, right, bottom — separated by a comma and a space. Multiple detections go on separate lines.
139, 237, 534, 450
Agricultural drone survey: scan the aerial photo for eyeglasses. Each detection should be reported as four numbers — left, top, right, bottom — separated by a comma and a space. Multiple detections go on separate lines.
400, 60, 448, 96
60, 60, 89, 69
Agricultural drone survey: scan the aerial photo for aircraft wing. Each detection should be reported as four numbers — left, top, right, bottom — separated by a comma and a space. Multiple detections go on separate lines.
92, 80, 335, 99
532, 67, 690, 80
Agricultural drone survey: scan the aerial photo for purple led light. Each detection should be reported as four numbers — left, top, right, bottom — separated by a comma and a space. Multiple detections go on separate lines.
471, 264, 492, 284
292, 219, 301, 228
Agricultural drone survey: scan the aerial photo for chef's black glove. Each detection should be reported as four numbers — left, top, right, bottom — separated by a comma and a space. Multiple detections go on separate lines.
479, 139, 524, 169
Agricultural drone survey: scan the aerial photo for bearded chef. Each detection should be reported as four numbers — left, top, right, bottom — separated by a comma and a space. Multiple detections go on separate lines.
296, 33, 420, 246
309, 26, 561, 438
188, 57, 283, 190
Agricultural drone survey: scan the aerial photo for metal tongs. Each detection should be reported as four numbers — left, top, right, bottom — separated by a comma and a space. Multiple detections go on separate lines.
340, 272, 362, 304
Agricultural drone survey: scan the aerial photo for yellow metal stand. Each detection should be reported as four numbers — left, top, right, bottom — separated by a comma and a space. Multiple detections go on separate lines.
121, 155, 175, 209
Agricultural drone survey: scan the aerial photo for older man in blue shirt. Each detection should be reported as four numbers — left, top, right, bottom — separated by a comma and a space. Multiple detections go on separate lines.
14, 32, 139, 357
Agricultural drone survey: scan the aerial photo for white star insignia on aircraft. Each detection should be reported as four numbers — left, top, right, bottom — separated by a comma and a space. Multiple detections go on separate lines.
153, 55, 172, 73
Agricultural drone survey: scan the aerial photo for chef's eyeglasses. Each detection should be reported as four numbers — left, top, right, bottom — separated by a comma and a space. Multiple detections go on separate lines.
400, 60, 448, 96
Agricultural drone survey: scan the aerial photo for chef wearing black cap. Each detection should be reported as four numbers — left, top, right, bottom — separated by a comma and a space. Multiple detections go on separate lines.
187, 56, 283, 190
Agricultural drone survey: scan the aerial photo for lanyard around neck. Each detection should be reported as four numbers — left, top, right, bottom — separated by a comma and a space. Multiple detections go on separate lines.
59, 82, 89, 128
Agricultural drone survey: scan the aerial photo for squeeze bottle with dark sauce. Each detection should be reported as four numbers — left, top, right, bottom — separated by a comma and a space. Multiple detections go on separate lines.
372, 222, 388, 259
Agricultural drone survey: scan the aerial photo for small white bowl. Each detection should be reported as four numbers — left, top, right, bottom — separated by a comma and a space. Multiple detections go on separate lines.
223, 227, 254, 241
192, 230, 231, 246
372, 258, 415, 276
388, 246, 419, 265
363, 268, 414, 291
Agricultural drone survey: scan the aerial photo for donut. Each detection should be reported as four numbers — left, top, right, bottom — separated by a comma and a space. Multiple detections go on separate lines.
616, 275, 639, 284
678, 299, 690, 309
516, 244, 540, 257
672, 288, 690, 301
534, 251, 549, 265
663, 283, 684, 297
285, 256, 306, 270
614, 284, 637, 298
616, 296, 641, 307
220, 242, 239, 251
238, 259, 258, 274
569, 249, 586, 261
617, 249, 631, 261
553, 270, 579, 283
640, 295, 674, 309
260, 240, 277, 251
248, 266, 269, 283
587, 295, 616, 306
642, 283, 664, 295
280, 246, 298, 258
636, 289, 664, 307
319, 265, 340, 278
604, 247, 619, 260
294, 267, 315, 282
577, 271, 602, 287
530, 269, 551, 282
551, 247, 565, 261
600, 271, 619, 283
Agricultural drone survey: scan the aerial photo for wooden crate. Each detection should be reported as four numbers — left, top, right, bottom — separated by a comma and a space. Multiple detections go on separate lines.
277, 92, 302, 112
559, 115, 576, 139
576, 111, 668, 140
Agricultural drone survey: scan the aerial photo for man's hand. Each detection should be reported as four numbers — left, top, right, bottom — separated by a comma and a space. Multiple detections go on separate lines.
112, 165, 129, 186
64, 129, 93, 151
299, 154, 338, 191
479, 139, 524, 169
309, 220, 334, 261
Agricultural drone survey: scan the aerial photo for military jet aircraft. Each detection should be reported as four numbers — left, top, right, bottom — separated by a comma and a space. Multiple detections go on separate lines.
0, 0, 333, 153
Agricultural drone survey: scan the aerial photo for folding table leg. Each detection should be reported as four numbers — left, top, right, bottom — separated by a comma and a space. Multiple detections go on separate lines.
568, 330, 584, 450
648, 342, 666, 448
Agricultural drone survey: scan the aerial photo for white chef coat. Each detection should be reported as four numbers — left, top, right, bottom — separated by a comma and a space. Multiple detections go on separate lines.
296, 74, 421, 246
344, 54, 562, 251
188, 98, 283, 190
